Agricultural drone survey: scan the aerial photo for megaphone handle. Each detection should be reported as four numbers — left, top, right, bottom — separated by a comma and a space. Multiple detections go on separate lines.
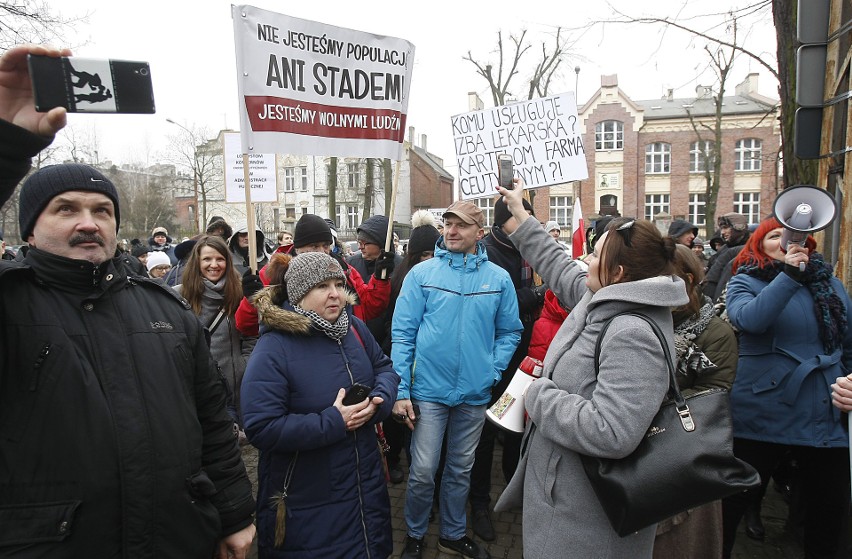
799, 261, 806, 273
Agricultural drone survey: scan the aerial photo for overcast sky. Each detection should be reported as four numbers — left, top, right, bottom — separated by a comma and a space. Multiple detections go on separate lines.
53, 0, 778, 173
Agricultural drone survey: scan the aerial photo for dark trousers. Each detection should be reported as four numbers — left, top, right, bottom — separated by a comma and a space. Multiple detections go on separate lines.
384, 415, 408, 468
469, 418, 521, 509
722, 438, 850, 559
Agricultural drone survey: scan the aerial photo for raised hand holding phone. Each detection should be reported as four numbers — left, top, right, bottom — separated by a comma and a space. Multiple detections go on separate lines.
0, 45, 70, 137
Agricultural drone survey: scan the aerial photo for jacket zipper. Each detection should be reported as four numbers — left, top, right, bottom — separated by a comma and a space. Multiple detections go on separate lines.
337, 337, 372, 558
30, 343, 52, 391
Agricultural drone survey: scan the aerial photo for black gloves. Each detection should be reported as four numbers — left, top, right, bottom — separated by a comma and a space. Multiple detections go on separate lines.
242, 269, 264, 299
533, 284, 548, 306
783, 263, 806, 283
374, 251, 396, 280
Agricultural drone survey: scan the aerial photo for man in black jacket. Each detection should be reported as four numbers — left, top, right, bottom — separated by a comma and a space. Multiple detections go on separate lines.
0, 46, 255, 558
703, 212, 750, 302
468, 196, 544, 541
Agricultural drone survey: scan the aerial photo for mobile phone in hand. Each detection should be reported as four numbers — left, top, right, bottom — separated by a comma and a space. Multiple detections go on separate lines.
342, 383, 371, 406
411, 403, 421, 423
28, 54, 155, 114
497, 154, 513, 189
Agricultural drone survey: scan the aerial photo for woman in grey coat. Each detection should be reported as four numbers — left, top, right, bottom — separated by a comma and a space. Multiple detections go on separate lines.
174, 235, 257, 428
495, 181, 688, 558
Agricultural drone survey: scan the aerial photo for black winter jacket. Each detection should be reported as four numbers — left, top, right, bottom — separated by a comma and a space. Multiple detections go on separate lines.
0, 248, 255, 558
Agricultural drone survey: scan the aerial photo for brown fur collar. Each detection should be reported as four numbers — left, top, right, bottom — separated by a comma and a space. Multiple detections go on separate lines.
251, 285, 358, 336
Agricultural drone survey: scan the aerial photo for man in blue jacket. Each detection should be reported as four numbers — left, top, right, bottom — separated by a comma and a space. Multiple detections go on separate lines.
392, 200, 523, 559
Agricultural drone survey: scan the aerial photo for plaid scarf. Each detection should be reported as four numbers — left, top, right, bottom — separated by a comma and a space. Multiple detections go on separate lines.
292, 305, 350, 340
736, 252, 847, 353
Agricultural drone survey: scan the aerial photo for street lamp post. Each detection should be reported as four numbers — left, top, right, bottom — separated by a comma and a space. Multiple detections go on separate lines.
166, 118, 201, 234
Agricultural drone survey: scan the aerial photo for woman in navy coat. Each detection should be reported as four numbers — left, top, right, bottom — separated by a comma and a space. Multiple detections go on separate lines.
241, 252, 399, 558
721, 216, 852, 558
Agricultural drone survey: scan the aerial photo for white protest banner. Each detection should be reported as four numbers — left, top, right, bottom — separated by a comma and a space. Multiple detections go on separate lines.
223, 132, 278, 203
232, 5, 415, 160
451, 92, 588, 200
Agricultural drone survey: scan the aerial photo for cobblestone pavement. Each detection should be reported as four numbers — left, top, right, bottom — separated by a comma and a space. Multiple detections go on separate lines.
240, 441, 852, 559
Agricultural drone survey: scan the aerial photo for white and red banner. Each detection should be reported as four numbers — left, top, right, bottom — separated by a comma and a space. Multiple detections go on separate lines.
451, 92, 588, 200
572, 196, 586, 259
232, 5, 415, 159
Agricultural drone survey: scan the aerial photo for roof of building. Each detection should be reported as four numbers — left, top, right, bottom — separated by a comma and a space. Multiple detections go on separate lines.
635, 93, 778, 120
411, 144, 454, 181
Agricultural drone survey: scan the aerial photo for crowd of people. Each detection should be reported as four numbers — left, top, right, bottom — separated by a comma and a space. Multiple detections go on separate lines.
2, 44, 852, 559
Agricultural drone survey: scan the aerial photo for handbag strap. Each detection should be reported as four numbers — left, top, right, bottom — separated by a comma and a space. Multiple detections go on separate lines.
594, 311, 695, 431
207, 306, 227, 335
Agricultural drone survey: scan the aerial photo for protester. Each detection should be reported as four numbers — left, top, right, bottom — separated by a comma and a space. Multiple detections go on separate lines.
469, 196, 545, 541
228, 223, 271, 275
653, 245, 738, 559
703, 212, 750, 301
241, 252, 399, 558
277, 229, 293, 247
392, 200, 522, 559
206, 215, 233, 242
544, 220, 561, 241
146, 249, 172, 281
173, 235, 256, 430
381, 210, 441, 485
348, 214, 401, 340
691, 236, 708, 267
667, 219, 698, 247
164, 235, 200, 286
148, 225, 177, 264
721, 217, 852, 559
494, 178, 687, 558
0, 159, 255, 557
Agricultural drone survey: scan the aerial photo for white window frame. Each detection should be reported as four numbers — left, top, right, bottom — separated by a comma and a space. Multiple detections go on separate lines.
347, 205, 359, 229
299, 166, 308, 191
733, 192, 760, 224
645, 142, 671, 174
347, 162, 360, 189
595, 120, 624, 151
549, 196, 572, 227
474, 197, 495, 229
644, 193, 670, 221
284, 167, 296, 192
734, 138, 762, 172
690, 140, 714, 173
688, 193, 707, 226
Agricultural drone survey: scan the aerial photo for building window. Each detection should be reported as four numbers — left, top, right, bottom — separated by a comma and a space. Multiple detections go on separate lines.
550, 196, 572, 226
336, 204, 360, 230
644, 193, 670, 221
284, 167, 296, 192
645, 142, 671, 174
690, 140, 714, 173
299, 166, 308, 191
595, 120, 623, 151
347, 162, 360, 189
474, 197, 495, 229
688, 193, 707, 226
733, 192, 760, 224
734, 139, 762, 171
285, 207, 296, 219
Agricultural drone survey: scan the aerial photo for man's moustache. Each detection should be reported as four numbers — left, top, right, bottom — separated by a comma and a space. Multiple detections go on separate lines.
70, 234, 105, 247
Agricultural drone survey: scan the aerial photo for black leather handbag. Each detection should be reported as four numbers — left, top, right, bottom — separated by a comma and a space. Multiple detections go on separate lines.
581, 311, 760, 537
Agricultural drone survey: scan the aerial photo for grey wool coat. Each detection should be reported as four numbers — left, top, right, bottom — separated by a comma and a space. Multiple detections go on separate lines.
495, 218, 689, 558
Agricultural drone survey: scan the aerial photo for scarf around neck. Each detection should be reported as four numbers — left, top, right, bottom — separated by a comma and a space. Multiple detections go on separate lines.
736, 252, 847, 353
673, 299, 718, 377
293, 304, 349, 340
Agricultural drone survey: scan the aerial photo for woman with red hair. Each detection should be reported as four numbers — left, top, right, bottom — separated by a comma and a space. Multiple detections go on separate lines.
721, 216, 852, 558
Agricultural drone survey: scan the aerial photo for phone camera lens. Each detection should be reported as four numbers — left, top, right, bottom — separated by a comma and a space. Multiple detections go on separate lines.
139, 67, 149, 76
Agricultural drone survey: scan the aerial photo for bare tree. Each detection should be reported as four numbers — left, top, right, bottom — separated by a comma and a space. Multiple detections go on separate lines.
0, 1, 87, 49
604, 0, 811, 188
465, 28, 574, 105
105, 165, 177, 241
164, 122, 221, 232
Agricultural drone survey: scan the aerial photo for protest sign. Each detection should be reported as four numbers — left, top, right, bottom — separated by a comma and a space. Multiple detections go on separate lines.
223, 133, 278, 203
232, 5, 415, 160
451, 92, 588, 200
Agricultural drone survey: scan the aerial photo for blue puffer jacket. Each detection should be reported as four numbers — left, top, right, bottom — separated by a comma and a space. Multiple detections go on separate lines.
391, 239, 523, 406
241, 287, 399, 559
727, 270, 852, 447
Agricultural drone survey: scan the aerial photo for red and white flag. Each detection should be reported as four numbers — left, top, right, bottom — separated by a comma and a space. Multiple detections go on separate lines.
571, 197, 586, 259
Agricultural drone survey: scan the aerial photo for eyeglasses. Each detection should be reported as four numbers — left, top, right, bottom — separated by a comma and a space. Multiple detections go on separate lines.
614, 219, 636, 248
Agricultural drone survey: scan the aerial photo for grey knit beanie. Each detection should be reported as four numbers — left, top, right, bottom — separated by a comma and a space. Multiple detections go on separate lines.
19, 163, 120, 238
285, 252, 346, 304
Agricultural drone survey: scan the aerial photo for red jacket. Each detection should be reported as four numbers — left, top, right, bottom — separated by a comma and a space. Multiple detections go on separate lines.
235, 246, 390, 336
527, 289, 569, 361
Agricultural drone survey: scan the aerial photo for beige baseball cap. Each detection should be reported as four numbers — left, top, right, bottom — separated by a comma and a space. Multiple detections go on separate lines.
443, 200, 484, 228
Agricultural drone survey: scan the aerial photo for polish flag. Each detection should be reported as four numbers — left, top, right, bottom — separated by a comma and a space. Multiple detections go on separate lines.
571, 198, 586, 259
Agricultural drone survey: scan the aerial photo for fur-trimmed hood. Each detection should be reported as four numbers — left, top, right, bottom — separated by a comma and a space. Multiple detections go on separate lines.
251, 284, 359, 336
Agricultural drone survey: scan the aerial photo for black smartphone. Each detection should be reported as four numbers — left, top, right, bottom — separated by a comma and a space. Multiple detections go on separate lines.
411, 403, 421, 423
497, 153, 514, 189
342, 383, 371, 406
28, 54, 156, 114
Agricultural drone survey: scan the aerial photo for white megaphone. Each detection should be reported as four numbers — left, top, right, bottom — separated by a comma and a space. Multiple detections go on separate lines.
486, 356, 544, 433
773, 185, 837, 270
